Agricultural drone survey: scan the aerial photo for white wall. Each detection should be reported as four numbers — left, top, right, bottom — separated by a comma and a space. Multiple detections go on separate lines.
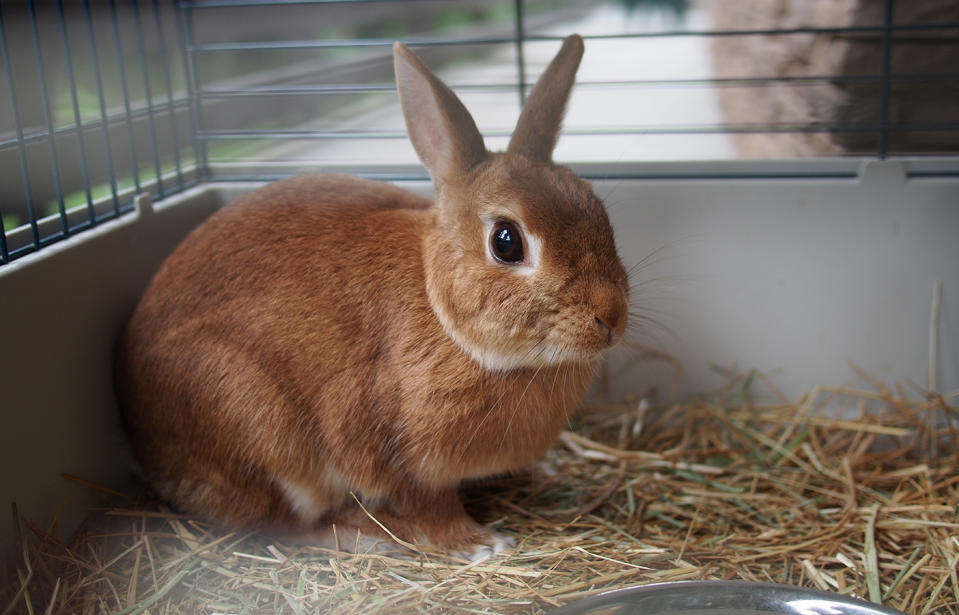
597, 160, 957, 402
0, 159, 956, 551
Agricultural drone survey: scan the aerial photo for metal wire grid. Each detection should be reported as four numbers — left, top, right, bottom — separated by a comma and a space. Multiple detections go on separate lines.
1, 0, 958, 265
0, 0, 199, 264
190, 15, 959, 157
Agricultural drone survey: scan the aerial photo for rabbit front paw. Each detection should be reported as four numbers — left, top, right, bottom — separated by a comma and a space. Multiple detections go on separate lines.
457, 531, 516, 562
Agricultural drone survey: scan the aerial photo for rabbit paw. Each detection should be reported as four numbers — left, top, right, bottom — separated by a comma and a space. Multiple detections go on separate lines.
451, 531, 516, 563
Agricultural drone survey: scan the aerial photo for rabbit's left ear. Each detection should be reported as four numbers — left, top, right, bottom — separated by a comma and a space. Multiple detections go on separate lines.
394, 42, 489, 188
508, 34, 584, 163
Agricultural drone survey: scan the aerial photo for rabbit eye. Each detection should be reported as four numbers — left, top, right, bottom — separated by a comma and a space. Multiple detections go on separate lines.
489, 221, 525, 264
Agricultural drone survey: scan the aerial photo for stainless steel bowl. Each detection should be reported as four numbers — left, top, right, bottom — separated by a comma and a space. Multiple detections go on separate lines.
550, 581, 906, 615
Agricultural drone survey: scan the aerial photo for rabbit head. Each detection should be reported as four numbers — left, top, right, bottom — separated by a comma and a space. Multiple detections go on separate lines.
394, 36, 629, 371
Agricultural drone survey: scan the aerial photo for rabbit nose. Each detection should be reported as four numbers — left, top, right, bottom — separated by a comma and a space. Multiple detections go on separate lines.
591, 286, 627, 347
594, 315, 615, 346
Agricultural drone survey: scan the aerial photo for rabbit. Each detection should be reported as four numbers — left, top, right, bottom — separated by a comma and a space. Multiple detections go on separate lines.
115, 34, 629, 561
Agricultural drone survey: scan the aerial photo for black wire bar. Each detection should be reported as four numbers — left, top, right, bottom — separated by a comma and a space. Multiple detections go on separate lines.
153, 0, 185, 191
174, 0, 202, 183
27, 0, 69, 239
108, 0, 142, 194
878, 0, 895, 159
55, 0, 95, 231
181, 0, 209, 180
512, 0, 526, 109
131, 0, 164, 197
82, 0, 121, 216
0, 2, 38, 262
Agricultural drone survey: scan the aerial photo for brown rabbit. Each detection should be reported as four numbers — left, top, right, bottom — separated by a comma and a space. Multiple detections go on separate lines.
115, 34, 628, 560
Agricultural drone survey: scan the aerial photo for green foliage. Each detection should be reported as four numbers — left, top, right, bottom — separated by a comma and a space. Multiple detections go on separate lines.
431, 8, 478, 32
52, 52, 189, 127
353, 18, 410, 40
2, 214, 21, 233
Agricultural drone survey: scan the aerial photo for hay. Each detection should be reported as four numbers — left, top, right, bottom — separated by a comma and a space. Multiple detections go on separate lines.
3, 373, 958, 614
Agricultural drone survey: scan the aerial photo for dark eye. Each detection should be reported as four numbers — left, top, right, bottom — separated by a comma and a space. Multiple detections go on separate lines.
489, 221, 525, 264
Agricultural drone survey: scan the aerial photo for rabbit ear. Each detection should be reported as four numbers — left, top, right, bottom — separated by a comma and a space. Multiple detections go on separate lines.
394, 43, 488, 187
508, 34, 584, 163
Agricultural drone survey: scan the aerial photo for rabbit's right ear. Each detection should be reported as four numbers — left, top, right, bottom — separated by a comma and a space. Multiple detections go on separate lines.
394, 43, 488, 188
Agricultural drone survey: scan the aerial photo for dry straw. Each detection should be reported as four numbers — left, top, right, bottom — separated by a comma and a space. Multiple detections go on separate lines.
3, 371, 957, 614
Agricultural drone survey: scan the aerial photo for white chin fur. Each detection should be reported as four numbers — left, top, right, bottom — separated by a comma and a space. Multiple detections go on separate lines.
465, 342, 588, 372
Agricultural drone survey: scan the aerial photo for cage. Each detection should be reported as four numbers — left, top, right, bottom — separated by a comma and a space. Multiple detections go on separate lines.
1, 0, 957, 612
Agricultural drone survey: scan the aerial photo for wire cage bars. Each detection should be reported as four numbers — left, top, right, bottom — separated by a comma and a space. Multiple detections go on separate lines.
1, 0, 958, 265
0, 0, 201, 264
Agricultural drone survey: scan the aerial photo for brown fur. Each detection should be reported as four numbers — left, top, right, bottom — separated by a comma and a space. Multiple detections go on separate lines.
115, 35, 628, 558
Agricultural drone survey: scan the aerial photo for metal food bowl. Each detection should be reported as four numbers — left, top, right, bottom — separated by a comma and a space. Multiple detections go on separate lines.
550, 581, 907, 615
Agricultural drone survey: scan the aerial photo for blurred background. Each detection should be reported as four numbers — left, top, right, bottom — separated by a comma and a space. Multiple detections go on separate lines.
1, 0, 957, 239
1, 2, 956, 551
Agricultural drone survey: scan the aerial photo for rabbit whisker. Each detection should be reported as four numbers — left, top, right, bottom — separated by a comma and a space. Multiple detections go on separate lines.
625, 244, 673, 280
628, 274, 691, 295
625, 310, 680, 347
